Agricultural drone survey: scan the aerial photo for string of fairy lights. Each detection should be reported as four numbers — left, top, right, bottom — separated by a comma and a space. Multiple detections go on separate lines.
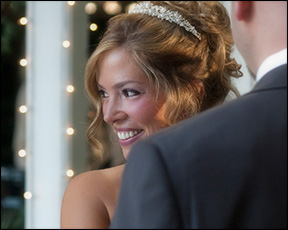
15, 1, 136, 201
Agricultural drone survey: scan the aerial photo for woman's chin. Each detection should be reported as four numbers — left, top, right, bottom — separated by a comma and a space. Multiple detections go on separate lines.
122, 148, 130, 160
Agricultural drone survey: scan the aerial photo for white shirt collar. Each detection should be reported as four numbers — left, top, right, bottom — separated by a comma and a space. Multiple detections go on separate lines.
256, 48, 287, 82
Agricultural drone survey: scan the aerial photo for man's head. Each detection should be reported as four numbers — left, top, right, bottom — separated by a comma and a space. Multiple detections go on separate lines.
230, 1, 287, 76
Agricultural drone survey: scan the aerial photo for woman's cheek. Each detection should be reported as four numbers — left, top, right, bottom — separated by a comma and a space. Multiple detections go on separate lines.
130, 99, 159, 120
126, 98, 161, 123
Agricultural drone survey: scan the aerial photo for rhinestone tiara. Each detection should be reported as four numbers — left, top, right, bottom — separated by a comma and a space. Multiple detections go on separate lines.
128, 1, 201, 40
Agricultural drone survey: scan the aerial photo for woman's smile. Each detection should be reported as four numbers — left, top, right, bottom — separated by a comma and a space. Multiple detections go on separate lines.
116, 129, 144, 146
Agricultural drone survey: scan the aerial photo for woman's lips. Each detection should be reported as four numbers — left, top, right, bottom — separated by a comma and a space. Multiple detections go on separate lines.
116, 129, 144, 146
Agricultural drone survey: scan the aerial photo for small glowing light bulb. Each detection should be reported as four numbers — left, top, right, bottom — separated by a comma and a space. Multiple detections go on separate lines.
19, 17, 28, 25
19, 59, 28, 67
85, 2, 97, 14
66, 127, 75, 135
66, 85, 75, 93
90, 23, 98, 31
62, 40, 71, 48
68, 1, 76, 6
18, 105, 28, 113
66, 169, 74, 177
18, 149, 27, 157
23, 191, 32, 199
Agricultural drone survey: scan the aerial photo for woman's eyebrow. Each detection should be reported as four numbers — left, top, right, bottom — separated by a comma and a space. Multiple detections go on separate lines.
98, 80, 143, 90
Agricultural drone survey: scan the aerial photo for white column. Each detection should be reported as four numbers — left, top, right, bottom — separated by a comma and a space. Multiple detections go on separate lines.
25, 1, 88, 228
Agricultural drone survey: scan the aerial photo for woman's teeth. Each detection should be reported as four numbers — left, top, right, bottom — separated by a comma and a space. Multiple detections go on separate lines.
117, 130, 141, 140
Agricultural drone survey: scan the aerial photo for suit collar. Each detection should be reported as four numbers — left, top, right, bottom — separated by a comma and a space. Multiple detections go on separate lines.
256, 48, 287, 82
253, 64, 287, 92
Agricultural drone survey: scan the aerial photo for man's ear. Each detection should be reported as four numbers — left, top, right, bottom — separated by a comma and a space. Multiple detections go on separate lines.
234, 1, 253, 21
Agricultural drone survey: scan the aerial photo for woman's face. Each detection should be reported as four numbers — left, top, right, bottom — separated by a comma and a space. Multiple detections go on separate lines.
98, 47, 168, 159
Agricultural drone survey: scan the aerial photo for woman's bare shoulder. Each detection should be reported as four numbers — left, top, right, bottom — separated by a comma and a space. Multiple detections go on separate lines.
60, 164, 125, 229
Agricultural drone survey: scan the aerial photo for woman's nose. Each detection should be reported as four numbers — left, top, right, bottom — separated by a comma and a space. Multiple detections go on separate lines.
103, 98, 124, 124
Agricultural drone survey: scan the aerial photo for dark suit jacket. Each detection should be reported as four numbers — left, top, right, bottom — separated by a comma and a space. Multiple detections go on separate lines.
110, 65, 287, 229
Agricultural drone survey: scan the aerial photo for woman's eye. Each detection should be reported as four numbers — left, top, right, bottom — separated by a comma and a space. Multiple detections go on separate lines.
122, 89, 140, 98
98, 90, 108, 98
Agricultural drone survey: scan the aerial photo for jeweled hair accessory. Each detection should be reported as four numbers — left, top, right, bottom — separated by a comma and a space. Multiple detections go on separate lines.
128, 1, 201, 40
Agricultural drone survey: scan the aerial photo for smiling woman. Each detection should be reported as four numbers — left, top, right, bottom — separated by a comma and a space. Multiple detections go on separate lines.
60, 1, 243, 229
98, 47, 168, 159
